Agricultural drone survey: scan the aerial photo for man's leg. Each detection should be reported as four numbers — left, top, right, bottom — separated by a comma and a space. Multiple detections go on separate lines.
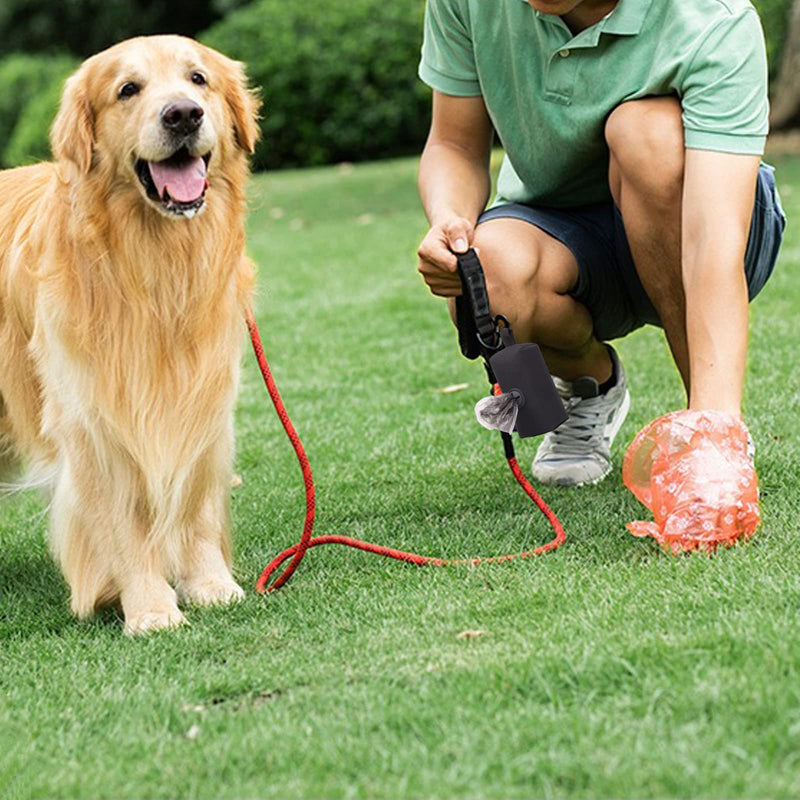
450, 218, 630, 487
606, 96, 690, 392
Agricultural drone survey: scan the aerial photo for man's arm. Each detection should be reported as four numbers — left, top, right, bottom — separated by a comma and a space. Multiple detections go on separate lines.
417, 90, 494, 296
682, 149, 761, 416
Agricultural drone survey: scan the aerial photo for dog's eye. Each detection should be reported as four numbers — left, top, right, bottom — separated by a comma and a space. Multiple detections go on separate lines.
118, 82, 140, 99
191, 72, 207, 86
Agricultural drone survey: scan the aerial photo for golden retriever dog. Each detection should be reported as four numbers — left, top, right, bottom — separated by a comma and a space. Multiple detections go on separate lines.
0, 36, 260, 634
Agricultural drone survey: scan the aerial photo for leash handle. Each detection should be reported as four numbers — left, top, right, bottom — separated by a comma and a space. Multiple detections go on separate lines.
455, 248, 503, 360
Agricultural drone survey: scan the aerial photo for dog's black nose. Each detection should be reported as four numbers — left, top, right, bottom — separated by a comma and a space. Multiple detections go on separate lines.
161, 100, 204, 136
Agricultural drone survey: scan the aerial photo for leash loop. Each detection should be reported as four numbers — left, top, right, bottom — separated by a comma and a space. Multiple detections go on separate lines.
246, 298, 567, 594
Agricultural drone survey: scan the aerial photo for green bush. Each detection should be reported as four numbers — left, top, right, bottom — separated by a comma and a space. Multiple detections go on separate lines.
0, 54, 77, 167
202, 0, 430, 170
4, 79, 66, 167
0, 0, 248, 59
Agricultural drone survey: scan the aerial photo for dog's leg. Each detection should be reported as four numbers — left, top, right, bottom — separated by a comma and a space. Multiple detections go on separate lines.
178, 539, 245, 607
51, 464, 118, 618
177, 492, 244, 606
51, 454, 186, 634
119, 567, 186, 636
176, 444, 244, 606
112, 505, 187, 635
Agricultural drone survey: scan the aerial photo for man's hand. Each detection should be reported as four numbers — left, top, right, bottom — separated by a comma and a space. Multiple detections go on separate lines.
623, 410, 760, 551
417, 216, 474, 296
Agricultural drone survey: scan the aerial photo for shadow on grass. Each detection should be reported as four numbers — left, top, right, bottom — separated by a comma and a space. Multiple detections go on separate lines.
0, 553, 73, 636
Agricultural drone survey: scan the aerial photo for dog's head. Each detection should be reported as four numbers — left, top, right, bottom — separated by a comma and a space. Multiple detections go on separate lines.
51, 35, 260, 220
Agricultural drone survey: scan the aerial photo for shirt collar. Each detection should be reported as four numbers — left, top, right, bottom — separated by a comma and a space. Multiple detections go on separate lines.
600, 0, 654, 35
517, 0, 654, 37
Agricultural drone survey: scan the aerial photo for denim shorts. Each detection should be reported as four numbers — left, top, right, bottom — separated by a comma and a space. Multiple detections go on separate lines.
478, 164, 788, 341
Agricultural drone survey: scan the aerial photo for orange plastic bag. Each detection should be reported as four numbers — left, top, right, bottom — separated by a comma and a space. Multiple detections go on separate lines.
622, 410, 760, 553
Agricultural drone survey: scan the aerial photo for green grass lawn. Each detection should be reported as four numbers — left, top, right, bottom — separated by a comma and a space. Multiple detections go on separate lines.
1, 153, 798, 799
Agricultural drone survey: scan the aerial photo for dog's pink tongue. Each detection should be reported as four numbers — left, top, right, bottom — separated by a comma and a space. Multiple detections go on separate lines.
148, 157, 207, 202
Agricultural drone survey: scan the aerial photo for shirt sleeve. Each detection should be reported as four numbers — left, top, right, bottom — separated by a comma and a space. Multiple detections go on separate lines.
679, 8, 769, 155
418, 0, 482, 97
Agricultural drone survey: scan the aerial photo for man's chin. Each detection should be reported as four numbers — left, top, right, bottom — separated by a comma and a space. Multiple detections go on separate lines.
526, 0, 580, 14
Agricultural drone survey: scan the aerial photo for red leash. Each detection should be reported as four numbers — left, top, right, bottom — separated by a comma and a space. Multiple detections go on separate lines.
246, 309, 567, 594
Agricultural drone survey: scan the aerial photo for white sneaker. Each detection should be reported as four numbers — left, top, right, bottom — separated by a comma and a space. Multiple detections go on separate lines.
532, 346, 630, 487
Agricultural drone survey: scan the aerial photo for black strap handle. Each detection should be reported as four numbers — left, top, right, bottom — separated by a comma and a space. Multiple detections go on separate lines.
455, 249, 499, 360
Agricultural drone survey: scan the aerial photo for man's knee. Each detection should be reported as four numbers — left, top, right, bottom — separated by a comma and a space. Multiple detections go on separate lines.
606, 97, 685, 206
471, 222, 544, 317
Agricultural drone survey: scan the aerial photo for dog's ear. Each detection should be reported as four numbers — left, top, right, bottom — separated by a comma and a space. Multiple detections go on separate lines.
224, 58, 261, 155
51, 66, 95, 175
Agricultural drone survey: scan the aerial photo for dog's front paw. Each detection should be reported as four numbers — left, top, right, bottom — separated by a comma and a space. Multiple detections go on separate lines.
124, 606, 187, 636
179, 578, 245, 607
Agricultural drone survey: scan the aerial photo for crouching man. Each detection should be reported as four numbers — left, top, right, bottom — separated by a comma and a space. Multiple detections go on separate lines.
416, 0, 786, 501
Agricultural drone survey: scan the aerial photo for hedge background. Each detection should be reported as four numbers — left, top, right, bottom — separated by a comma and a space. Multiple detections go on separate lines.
0, 0, 792, 171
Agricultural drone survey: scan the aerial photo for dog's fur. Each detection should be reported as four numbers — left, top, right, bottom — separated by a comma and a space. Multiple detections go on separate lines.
0, 36, 260, 633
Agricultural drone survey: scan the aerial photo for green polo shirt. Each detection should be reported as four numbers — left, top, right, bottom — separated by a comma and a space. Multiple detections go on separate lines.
418, 0, 770, 208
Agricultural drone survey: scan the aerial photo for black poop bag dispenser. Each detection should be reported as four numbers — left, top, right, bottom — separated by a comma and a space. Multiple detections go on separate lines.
455, 249, 568, 438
